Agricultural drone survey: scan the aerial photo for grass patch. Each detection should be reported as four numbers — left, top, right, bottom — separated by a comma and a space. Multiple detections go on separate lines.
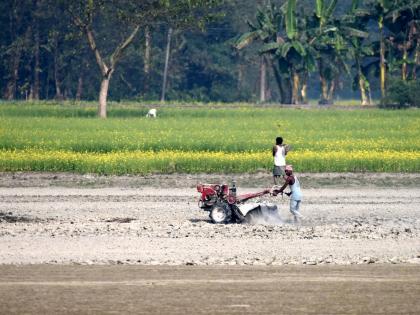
1, 102, 419, 173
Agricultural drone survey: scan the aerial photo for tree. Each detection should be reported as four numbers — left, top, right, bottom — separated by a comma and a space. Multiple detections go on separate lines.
161, 27, 173, 102
371, 0, 396, 98
143, 25, 152, 96
235, 2, 281, 102
3, 0, 417, 104
339, 1, 374, 105
384, 0, 420, 81
66, 0, 223, 117
310, 0, 345, 104
67, 0, 142, 117
2, 0, 33, 100
258, 0, 315, 104
236, 1, 307, 104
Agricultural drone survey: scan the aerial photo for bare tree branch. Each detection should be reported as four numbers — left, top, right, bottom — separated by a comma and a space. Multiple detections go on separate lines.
110, 25, 140, 68
84, 26, 108, 76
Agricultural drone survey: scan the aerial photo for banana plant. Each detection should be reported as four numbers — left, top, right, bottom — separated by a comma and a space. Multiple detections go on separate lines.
315, 0, 338, 28
368, 0, 420, 99
285, 0, 297, 40
309, 0, 369, 104
384, 0, 420, 81
376, 0, 392, 98
235, 4, 279, 50
311, 0, 342, 104
257, 0, 317, 104
345, 1, 374, 105
235, 2, 281, 102
351, 38, 374, 105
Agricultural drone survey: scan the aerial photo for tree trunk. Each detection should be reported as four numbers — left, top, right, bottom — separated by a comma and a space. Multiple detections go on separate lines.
380, 25, 386, 98
318, 59, 329, 104
259, 56, 267, 103
266, 86, 272, 100
54, 77, 63, 100
402, 43, 408, 81
270, 60, 285, 103
4, 2, 22, 100
291, 69, 300, 105
161, 27, 173, 102
327, 78, 336, 103
78, 19, 140, 116
279, 81, 286, 104
46, 62, 51, 99
284, 77, 292, 104
300, 71, 308, 104
32, 0, 40, 100
320, 76, 328, 104
76, 74, 83, 101
64, 88, 71, 99
356, 58, 369, 106
4, 48, 22, 100
98, 75, 111, 118
237, 63, 244, 92
143, 25, 152, 95
54, 48, 63, 100
413, 40, 420, 80
359, 76, 369, 106
33, 33, 40, 99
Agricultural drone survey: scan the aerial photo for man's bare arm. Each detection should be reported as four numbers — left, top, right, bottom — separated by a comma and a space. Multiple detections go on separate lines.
278, 176, 293, 193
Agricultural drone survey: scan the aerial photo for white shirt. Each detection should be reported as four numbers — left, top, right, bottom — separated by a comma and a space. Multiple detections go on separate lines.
290, 175, 302, 201
274, 145, 286, 166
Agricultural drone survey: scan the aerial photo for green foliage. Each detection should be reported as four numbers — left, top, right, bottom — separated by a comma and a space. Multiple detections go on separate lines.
0, 102, 419, 174
0, 0, 419, 106
286, 0, 297, 39
315, 0, 338, 26
381, 79, 420, 108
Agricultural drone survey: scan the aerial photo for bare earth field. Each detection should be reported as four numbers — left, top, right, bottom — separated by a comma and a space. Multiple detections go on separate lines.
1, 265, 419, 314
0, 172, 419, 314
0, 172, 419, 266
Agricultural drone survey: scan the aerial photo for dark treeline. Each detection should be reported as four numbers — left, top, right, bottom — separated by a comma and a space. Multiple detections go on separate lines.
0, 0, 419, 114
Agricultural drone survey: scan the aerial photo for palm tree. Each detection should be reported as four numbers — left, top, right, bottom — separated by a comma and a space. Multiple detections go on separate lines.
307, 0, 370, 104
383, 0, 420, 81
237, 0, 370, 105
235, 2, 281, 102
310, 0, 346, 104
343, 2, 374, 105
364, 0, 420, 102
259, 0, 316, 104
237, 0, 316, 104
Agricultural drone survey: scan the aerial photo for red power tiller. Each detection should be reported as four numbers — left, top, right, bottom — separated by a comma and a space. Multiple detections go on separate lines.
197, 180, 282, 224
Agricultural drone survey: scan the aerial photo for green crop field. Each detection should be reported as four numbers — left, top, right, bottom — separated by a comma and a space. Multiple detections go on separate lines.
0, 102, 419, 174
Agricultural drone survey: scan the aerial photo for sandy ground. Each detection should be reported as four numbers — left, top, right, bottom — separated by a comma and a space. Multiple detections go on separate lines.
0, 172, 419, 265
1, 265, 419, 314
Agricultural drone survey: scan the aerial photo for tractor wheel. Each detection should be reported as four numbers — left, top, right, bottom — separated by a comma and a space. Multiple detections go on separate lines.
209, 203, 232, 224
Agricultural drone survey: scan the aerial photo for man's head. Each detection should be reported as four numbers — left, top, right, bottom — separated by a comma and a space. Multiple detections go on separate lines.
276, 137, 283, 145
285, 164, 293, 175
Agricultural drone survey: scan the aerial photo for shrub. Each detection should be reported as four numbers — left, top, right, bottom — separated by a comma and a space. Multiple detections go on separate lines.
381, 79, 420, 108
408, 80, 420, 107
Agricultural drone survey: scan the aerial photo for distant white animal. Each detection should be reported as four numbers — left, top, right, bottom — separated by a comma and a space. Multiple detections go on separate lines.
146, 108, 157, 118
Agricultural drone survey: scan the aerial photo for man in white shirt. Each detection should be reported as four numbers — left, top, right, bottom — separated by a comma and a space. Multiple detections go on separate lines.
272, 136, 288, 185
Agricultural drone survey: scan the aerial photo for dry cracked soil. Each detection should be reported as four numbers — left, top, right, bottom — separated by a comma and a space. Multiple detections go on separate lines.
1, 172, 420, 314
0, 172, 419, 266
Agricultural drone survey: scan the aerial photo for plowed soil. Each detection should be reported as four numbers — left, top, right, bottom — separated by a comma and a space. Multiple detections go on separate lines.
1, 172, 419, 265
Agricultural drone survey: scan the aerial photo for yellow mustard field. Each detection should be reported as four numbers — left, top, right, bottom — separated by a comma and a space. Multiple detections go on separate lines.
0, 103, 419, 173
